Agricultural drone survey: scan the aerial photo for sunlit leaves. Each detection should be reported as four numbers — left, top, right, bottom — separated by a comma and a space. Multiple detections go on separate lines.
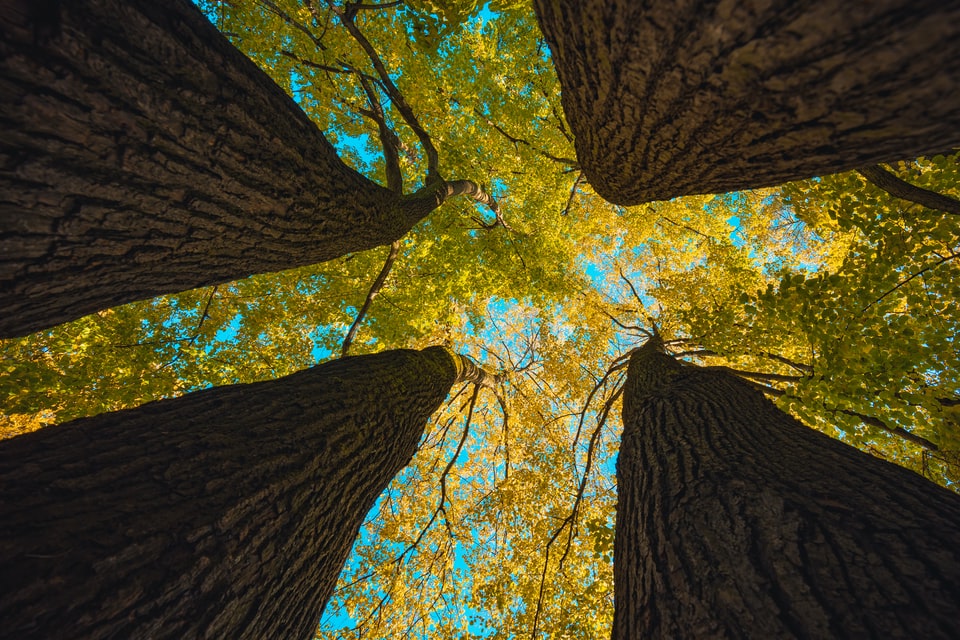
2, 1, 959, 637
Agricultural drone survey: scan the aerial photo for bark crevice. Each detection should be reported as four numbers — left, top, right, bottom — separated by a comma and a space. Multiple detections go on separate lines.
614, 342, 960, 638
0, 346, 460, 640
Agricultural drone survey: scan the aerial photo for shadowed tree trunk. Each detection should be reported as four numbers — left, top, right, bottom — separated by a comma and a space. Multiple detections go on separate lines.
614, 340, 960, 638
0, 346, 487, 640
0, 0, 482, 339
534, 0, 960, 205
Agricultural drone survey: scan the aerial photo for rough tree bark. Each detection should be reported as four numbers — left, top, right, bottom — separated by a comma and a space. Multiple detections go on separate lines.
0, 0, 483, 338
534, 0, 960, 205
0, 346, 486, 640
614, 340, 960, 638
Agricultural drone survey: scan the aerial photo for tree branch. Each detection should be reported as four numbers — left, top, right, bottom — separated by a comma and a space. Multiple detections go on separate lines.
449, 352, 501, 389
257, 0, 327, 50
562, 172, 584, 215
858, 164, 960, 216
712, 366, 807, 384
356, 73, 403, 193
398, 384, 480, 557
835, 407, 939, 452
398, 179, 503, 230
750, 382, 940, 452
447, 96, 577, 167
331, 1, 440, 179
344, 0, 402, 19
862, 250, 960, 314
532, 380, 624, 639
279, 49, 354, 76
340, 241, 400, 357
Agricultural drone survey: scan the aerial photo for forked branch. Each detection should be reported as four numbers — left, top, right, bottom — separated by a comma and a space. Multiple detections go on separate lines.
330, 0, 440, 179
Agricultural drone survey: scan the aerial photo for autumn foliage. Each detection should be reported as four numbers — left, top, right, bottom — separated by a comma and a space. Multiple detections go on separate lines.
2, 0, 958, 637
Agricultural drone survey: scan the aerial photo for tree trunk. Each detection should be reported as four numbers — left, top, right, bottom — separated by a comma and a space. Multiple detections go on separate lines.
0, 0, 446, 339
0, 346, 467, 640
614, 341, 960, 638
533, 0, 960, 205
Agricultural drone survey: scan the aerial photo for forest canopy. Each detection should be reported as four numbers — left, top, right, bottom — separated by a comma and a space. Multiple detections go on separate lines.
1, 0, 958, 637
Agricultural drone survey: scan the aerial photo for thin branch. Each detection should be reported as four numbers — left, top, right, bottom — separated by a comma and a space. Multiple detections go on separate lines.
494, 390, 511, 481
257, 0, 326, 50
344, 0, 402, 18
356, 73, 403, 192
340, 241, 400, 357
762, 351, 814, 373
447, 95, 577, 167
617, 269, 653, 334
834, 407, 939, 452
558, 383, 624, 572
570, 358, 630, 458
599, 306, 648, 334
279, 49, 340, 74
711, 366, 807, 383
858, 164, 960, 216
748, 380, 785, 397
656, 213, 722, 243
400, 385, 480, 556
331, 1, 440, 179
670, 342, 815, 374
747, 380, 940, 452
532, 380, 625, 638
862, 251, 960, 314
562, 172, 584, 216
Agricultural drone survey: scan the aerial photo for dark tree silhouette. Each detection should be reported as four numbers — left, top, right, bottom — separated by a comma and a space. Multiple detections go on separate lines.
0, 347, 489, 640
534, 0, 960, 204
615, 339, 960, 638
0, 0, 491, 338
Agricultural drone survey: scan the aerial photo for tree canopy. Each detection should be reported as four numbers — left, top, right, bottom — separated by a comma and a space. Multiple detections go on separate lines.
2, 1, 958, 637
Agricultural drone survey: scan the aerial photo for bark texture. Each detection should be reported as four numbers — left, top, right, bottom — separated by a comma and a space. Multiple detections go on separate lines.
614, 341, 960, 639
0, 0, 449, 338
0, 346, 461, 640
534, 0, 960, 205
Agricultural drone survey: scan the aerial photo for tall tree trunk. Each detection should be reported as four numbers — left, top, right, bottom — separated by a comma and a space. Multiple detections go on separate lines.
534, 0, 960, 205
0, 346, 473, 640
614, 341, 960, 638
0, 0, 450, 339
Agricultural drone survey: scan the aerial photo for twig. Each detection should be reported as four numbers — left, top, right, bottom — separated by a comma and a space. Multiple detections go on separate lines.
344, 0, 402, 17
446, 95, 577, 167
279, 49, 350, 75
356, 73, 403, 192
570, 358, 630, 459
708, 366, 807, 383
399, 385, 480, 556
656, 213, 722, 243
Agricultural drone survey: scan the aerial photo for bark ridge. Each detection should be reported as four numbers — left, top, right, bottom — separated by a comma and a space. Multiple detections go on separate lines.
0, 347, 459, 640
614, 343, 960, 638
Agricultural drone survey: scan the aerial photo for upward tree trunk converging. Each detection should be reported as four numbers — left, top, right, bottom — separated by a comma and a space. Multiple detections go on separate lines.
0, 347, 472, 640
0, 0, 484, 339
534, 0, 960, 205
615, 341, 960, 639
